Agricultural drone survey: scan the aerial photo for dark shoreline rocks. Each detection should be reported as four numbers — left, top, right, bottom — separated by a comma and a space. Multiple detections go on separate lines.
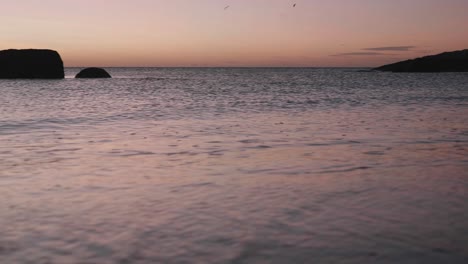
374, 49, 468, 72
0, 49, 64, 79
75, 68, 111, 78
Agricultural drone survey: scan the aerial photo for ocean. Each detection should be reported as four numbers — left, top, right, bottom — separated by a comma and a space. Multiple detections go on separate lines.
1, 68, 467, 263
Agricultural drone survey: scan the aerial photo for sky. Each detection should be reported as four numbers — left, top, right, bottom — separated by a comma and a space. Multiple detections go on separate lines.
1, 0, 468, 67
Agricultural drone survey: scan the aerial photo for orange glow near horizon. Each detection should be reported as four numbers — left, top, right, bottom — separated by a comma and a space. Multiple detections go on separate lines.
1, 0, 468, 67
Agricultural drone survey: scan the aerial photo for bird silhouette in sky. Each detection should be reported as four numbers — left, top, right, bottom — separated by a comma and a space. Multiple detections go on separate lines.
224, 5, 230, 10
293, 3, 296, 7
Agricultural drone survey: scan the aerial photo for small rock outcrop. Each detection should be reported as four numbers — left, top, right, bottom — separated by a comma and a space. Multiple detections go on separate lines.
75, 68, 111, 78
374, 49, 468, 72
0, 49, 64, 79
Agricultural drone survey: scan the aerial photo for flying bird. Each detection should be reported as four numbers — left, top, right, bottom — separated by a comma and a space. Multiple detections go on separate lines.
224, 5, 230, 10
293, 3, 296, 7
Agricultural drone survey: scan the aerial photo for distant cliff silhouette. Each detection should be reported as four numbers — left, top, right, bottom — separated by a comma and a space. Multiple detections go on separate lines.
374, 49, 468, 72
0, 49, 64, 79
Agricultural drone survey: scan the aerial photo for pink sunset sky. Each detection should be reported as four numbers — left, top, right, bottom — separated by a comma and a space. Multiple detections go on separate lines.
1, 0, 467, 67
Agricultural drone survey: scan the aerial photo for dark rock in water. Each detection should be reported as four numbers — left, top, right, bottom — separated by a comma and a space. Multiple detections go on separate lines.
75, 68, 111, 78
0, 49, 64, 79
374, 49, 468, 72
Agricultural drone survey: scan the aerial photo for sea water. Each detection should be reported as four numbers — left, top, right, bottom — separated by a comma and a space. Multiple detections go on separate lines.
1, 68, 467, 263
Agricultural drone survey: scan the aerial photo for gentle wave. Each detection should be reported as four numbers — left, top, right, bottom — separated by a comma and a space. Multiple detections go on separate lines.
1, 68, 467, 263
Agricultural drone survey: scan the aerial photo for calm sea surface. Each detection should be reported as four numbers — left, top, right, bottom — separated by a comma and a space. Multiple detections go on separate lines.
1, 68, 467, 263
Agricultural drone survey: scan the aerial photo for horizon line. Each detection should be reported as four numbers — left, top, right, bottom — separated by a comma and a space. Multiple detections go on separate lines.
64, 66, 375, 68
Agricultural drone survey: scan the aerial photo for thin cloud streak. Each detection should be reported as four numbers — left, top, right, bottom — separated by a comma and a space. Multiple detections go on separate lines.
363, 46, 416, 51
331, 52, 387, 57
331, 46, 418, 57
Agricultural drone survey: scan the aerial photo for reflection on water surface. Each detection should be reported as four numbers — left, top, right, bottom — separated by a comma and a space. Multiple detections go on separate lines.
1, 68, 467, 263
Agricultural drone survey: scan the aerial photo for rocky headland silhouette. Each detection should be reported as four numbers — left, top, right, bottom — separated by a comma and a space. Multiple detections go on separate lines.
374, 49, 468, 72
